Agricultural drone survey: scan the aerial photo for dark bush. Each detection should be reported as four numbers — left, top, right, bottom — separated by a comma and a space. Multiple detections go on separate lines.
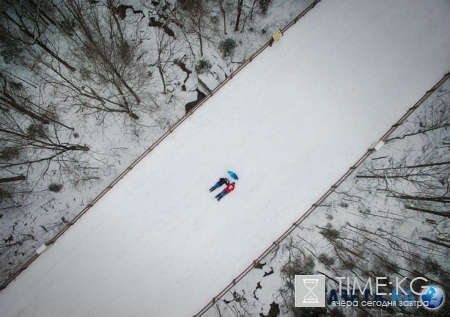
318, 253, 335, 266
79, 68, 91, 81
0, 188, 12, 201
319, 227, 340, 241
195, 58, 212, 74
9, 81, 24, 91
423, 256, 441, 275
58, 20, 75, 36
48, 183, 63, 192
27, 124, 46, 139
0, 148, 21, 161
178, 0, 202, 12
119, 41, 132, 62
0, 30, 23, 64
219, 38, 236, 57
259, 0, 272, 14
281, 254, 315, 280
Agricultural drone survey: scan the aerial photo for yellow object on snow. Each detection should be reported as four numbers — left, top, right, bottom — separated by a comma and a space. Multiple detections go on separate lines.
272, 29, 283, 42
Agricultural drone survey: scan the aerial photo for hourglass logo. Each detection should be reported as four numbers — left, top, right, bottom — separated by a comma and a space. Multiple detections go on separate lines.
295, 275, 325, 307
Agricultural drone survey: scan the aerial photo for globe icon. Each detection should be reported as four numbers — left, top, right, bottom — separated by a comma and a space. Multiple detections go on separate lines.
420, 286, 444, 309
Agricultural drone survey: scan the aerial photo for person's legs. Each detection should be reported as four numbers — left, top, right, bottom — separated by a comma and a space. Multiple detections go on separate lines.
209, 182, 220, 192
217, 192, 228, 201
215, 189, 226, 199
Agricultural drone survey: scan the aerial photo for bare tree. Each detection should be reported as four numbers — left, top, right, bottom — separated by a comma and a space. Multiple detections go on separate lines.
386, 97, 450, 143
171, 0, 212, 56
0, 0, 76, 72
63, 1, 139, 97
352, 92, 450, 258
0, 72, 89, 207
51, 0, 161, 120
205, 0, 236, 35
0, 72, 73, 129
357, 103, 449, 210
149, 28, 185, 94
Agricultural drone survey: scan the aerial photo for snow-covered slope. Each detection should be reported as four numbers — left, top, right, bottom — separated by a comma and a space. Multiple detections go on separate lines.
1, 0, 449, 316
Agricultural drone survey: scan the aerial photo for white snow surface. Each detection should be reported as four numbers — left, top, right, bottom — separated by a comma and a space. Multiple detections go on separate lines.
1, 1, 450, 316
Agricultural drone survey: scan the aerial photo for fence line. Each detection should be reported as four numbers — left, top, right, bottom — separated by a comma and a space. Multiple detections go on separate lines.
0, 0, 321, 291
192, 70, 450, 316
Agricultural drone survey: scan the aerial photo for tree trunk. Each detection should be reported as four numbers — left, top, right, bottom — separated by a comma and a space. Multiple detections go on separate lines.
107, 0, 126, 46
198, 31, 204, 56
35, 39, 76, 72
374, 161, 450, 170
0, 93, 49, 124
394, 195, 450, 204
157, 65, 167, 94
356, 175, 405, 179
0, 90, 73, 130
0, 176, 26, 183
219, 0, 227, 34
249, 0, 257, 20
386, 124, 450, 143
234, 0, 244, 32
405, 205, 450, 218
421, 237, 450, 249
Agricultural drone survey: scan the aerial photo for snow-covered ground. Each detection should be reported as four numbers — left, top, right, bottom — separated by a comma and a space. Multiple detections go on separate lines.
1, 0, 450, 316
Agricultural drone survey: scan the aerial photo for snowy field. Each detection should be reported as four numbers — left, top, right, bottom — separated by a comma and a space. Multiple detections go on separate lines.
1, 0, 450, 316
